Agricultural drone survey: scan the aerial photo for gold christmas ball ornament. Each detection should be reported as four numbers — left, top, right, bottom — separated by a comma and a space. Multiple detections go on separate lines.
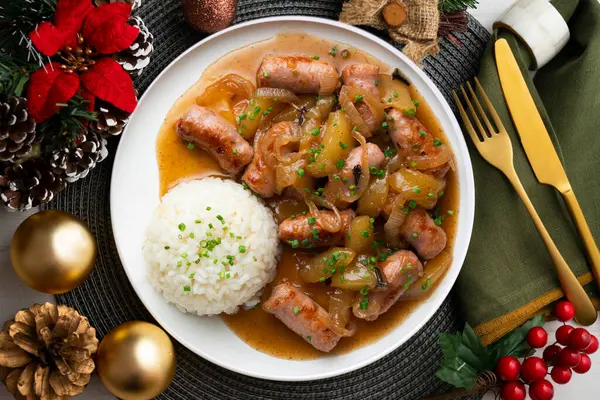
96, 321, 176, 400
10, 211, 97, 294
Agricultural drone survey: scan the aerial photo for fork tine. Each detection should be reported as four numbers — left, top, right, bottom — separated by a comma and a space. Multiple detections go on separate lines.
452, 90, 482, 144
460, 86, 487, 141
474, 77, 505, 133
466, 81, 496, 138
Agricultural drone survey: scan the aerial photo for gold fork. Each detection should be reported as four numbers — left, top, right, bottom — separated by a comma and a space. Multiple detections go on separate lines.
453, 78, 597, 326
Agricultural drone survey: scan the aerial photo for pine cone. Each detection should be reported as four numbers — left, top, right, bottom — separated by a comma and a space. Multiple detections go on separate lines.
115, 15, 154, 78
49, 130, 108, 184
0, 96, 40, 164
0, 159, 65, 211
94, 0, 141, 10
0, 303, 98, 400
89, 100, 131, 137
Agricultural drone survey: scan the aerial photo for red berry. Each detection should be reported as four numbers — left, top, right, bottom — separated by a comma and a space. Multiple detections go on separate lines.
554, 301, 575, 322
543, 344, 562, 362
568, 327, 592, 350
500, 381, 527, 400
583, 335, 599, 354
556, 325, 574, 345
521, 357, 548, 382
558, 347, 581, 367
527, 326, 548, 348
550, 366, 572, 384
529, 379, 554, 400
496, 356, 521, 381
572, 353, 592, 374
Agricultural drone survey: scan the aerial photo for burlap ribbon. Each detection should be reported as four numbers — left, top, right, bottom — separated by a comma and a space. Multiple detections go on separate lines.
340, 0, 440, 63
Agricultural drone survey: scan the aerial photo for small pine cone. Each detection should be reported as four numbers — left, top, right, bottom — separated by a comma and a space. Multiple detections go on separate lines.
115, 16, 154, 78
0, 303, 98, 400
89, 100, 131, 137
50, 130, 108, 183
0, 159, 65, 211
0, 96, 40, 164
94, 0, 141, 10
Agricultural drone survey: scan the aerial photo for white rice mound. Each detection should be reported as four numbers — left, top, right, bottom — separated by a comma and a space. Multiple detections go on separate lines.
143, 178, 280, 316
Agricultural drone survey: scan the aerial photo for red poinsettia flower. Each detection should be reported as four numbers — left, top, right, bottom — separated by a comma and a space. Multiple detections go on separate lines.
27, 0, 139, 122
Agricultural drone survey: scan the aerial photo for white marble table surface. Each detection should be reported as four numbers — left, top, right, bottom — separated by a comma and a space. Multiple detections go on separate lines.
1, 1, 598, 398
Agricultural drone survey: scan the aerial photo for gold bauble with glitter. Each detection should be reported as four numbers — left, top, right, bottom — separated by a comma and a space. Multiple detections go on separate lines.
96, 321, 176, 400
10, 210, 97, 294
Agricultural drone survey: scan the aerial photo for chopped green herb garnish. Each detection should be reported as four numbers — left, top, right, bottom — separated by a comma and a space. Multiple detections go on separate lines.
422, 278, 432, 291
360, 230, 370, 238
339, 141, 348, 149
419, 130, 426, 137
427, 193, 435, 198
239, 245, 247, 253
312, 55, 320, 60
307, 217, 316, 225
374, 79, 379, 87
411, 232, 419, 239
336, 159, 345, 169
183, 285, 191, 292
288, 240, 299, 248
329, 46, 338, 56
187, 142, 195, 149
410, 161, 418, 168
232, 148, 238, 154
412, 99, 420, 107
293, 306, 301, 314
403, 108, 417, 117
297, 168, 305, 178
263, 71, 269, 77
381, 121, 389, 129
354, 94, 363, 103
433, 138, 443, 146
413, 186, 421, 194
178, 223, 186, 231
216, 215, 225, 224
408, 200, 417, 209
447, 210, 454, 215
311, 128, 321, 136
164, 246, 170, 250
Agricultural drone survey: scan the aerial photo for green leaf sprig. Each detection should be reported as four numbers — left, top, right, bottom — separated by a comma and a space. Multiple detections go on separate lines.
436, 316, 545, 390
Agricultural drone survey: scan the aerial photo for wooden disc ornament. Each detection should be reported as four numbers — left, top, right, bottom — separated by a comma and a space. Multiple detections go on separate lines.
182, 0, 238, 33
96, 321, 176, 400
10, 211, 97, 294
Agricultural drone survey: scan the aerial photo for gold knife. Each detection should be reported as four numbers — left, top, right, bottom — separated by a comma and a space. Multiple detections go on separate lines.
495, 38, 600, 290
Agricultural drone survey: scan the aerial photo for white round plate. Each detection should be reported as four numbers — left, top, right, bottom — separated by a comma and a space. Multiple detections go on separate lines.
111, 16, 475, 381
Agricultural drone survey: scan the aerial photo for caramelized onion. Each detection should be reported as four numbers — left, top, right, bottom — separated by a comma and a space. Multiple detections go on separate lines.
406, 143, 451, 170
255, 88, 301, 104
339, 86, 368, 134
328, 290, 357, 337
401, 250, 453, 301
319, 73, 340, 96
384, 193, 407, 248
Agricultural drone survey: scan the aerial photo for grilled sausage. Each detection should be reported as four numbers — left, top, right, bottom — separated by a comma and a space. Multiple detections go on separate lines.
341, 64, 381, 98
279, 209, 355, 248
400, 207, 447, 260
342, 143, 385, 184
263, 283, 342, 352
242, 122, 297, 197
342, 64, 381, 134
387, 108, 449, 178
256, 55, 340, 95
176, 106, 253, 175
353, 250, 423, 321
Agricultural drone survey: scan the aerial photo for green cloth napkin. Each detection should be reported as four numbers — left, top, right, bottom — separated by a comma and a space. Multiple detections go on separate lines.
455, 0, 600, 344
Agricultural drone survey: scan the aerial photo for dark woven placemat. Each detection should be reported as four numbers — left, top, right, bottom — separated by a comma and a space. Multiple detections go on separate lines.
42, 1, 491, 398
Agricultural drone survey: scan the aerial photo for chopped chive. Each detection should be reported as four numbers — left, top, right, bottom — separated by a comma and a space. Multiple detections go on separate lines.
354, 94, 363, 103
206, 206, 212, 210
433, 138, 443, 146
381, 121, 389, 129
312, 55, 320, 60
374, 79, 379, 86
411, 232, 419, 239
419, 130, 426, 137
360, 230, 370, 238
178, 223, 186, 231
339, 141, 348, 149
293, 306, 301, 314
410, 161, 418, 168
427, 193, 435, 198
307, 217, 316, 225
297, 168, 305, 178
239, 245, 247, 253
408, 200, 417, 209
336, 159, 345, 169
263, 71, 269, 77
311, 128, 321, 136
164, 246, 170, 250
183, 285, 191, 292
447, 210, 455, 215
403, 109, 417, 117
187, 142, 195, 149
413, 187, 421, 194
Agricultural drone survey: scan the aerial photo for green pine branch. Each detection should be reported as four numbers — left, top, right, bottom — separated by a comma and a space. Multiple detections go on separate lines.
0, 55, 41, 98
40, 95, 98, 150
439, 0, 479, 14
0, 0, 57, 65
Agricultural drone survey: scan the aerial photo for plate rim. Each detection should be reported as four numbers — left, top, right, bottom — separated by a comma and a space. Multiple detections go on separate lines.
110, 15, 475, 381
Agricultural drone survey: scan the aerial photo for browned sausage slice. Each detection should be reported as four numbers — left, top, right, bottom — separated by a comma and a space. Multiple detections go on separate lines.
353, 250, 423, 321
387, 108, 449, 177
341, 64, 381, 98
279, 209, 355, 248
263, 283, 342, 352
256, 55, 340, 95
341, 143, 385, 185
400, 207, 447, 260
242, 121, 298, 197
176, 106, 253, 175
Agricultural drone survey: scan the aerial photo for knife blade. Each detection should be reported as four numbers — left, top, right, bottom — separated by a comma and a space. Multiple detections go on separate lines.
495, 38, 600, 288
495, 38, 571, 193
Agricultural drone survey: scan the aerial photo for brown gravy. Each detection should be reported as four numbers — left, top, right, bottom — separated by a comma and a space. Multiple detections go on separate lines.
156, 33, 459, 360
